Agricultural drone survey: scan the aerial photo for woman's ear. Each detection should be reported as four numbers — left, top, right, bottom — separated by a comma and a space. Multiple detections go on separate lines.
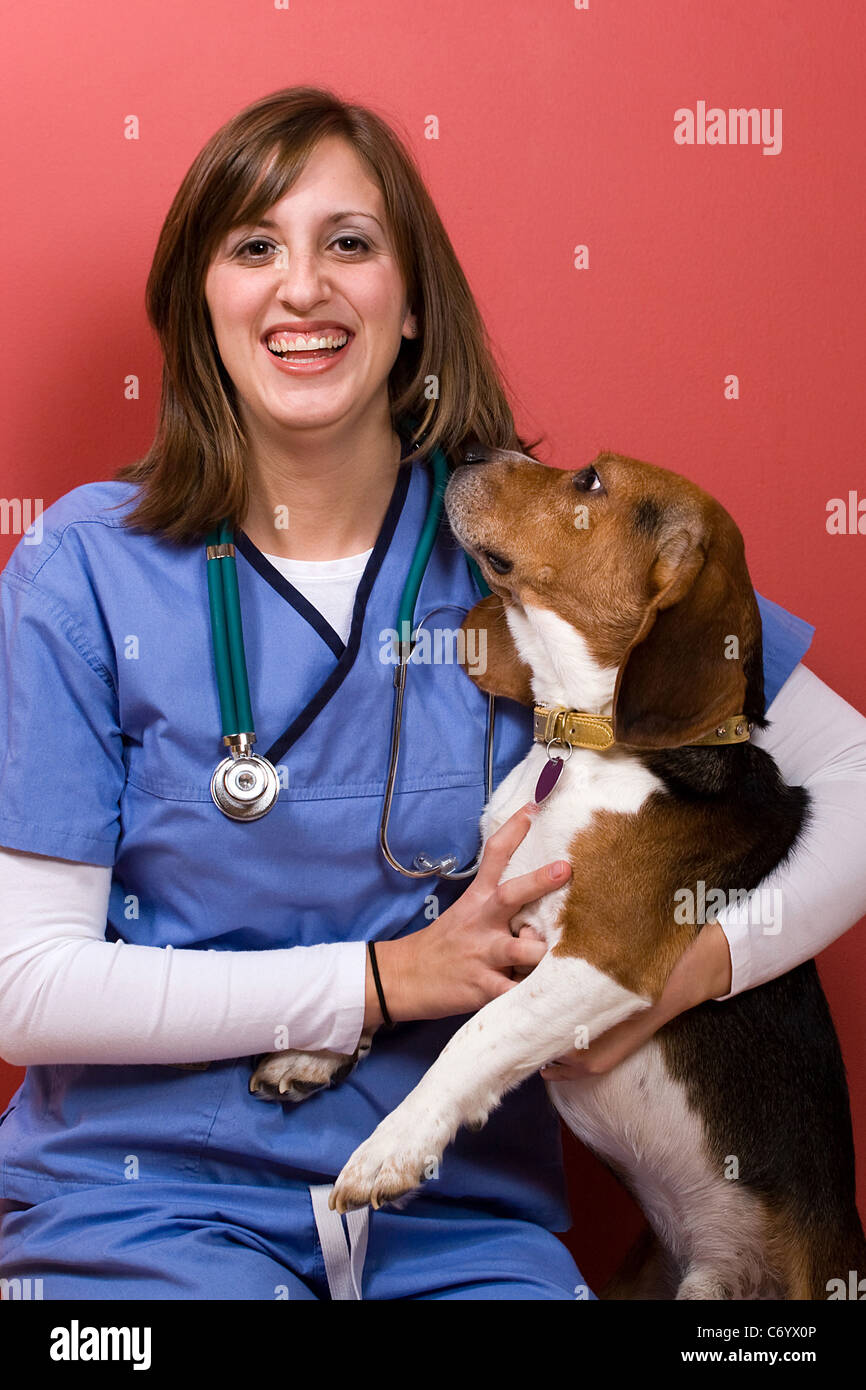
458, 593, 534, 704
612, 506, 760, 748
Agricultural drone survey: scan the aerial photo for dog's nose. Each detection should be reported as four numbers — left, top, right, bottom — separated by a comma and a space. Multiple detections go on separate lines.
461, 436, 490, 465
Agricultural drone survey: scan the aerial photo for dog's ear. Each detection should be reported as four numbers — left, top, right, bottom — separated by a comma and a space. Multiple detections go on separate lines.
613, 504, 761, 748
458, 593, 534, 704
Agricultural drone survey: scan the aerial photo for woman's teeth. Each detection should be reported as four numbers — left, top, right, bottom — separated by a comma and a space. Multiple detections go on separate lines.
266, 331, 349, 356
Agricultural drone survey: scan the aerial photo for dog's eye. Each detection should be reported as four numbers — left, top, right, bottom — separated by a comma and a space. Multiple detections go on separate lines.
573, 466, 604, 494
484, 550, 512, 574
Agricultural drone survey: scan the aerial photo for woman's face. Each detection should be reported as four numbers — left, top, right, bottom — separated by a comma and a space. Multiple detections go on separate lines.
204, 134, 416, 448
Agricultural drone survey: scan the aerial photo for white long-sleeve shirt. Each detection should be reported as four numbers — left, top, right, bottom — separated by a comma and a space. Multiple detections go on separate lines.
712, 662, 866, 998
1, 638, 865, 1065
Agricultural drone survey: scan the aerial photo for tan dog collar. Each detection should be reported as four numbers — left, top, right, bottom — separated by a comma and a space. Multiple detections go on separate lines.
532, 704, 754, 752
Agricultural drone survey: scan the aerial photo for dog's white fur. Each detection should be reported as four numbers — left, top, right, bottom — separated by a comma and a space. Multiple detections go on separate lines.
332, 602, 780, 1296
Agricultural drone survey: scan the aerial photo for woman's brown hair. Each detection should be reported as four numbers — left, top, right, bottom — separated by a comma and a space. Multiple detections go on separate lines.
116, 85, 540, 543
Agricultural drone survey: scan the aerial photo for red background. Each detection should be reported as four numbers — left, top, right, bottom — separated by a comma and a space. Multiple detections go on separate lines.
1, 1, 864, 1289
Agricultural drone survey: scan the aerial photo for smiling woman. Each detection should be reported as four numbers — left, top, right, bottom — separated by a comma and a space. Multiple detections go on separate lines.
0, 85, 587, 1301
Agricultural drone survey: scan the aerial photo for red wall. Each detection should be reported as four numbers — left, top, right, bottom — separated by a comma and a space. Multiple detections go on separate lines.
2, 1, 864, 1286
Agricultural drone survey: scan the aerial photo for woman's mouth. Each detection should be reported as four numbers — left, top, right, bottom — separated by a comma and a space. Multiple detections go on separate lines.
263, 329, 353, 373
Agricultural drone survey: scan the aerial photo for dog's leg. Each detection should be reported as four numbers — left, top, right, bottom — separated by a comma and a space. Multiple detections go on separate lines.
330, 950, 651, 1212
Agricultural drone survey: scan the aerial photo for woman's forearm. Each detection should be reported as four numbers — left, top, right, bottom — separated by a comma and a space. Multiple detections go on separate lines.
0, 846, 367, 1065
711, 662, 866, 1000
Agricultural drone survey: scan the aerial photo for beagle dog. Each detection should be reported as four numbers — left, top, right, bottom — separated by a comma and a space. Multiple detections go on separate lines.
330, 445, 866, 1300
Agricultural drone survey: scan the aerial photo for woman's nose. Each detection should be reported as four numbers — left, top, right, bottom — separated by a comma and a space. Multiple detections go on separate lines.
273, 248, 331, 306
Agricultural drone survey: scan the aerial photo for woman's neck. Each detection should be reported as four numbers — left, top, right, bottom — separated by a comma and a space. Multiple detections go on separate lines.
240, 418, 403, 561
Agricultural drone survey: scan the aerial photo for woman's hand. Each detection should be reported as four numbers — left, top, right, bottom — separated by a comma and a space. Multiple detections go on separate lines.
365, 802, 571, 1026
539, 919, 734, 1081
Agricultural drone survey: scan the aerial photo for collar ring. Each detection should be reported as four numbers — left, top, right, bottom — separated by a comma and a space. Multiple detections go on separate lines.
545, 736, 574, 763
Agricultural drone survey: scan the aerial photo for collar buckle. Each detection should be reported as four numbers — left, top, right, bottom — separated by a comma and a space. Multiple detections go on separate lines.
532, 703, 753, 751
532, 705, 615, 751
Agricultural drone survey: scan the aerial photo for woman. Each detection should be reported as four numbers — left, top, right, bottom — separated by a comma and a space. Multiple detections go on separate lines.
0, 85, 864, 1301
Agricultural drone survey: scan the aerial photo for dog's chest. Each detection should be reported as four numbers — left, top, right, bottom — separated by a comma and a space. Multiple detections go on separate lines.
481, 744, 663, 946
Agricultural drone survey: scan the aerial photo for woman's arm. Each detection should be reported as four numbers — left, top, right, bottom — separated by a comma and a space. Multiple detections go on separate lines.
0, 845, 368, 1065
0, 806, 561, 1067
542, 661, 866, 1080
710, 661, 866, 997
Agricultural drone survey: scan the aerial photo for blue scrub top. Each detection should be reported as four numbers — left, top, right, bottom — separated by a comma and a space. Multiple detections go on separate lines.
0, 431, 814, 1223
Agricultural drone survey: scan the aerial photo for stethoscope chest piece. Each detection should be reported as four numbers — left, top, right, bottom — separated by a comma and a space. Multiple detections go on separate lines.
211, 753, 279, 821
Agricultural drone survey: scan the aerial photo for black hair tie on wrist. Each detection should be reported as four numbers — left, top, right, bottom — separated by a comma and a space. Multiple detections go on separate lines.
368, 940, 394, 1029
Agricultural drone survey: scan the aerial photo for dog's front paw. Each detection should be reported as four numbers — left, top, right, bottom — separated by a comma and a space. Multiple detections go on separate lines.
330, 1110, 450, 1212
250, 1030, 374, 1103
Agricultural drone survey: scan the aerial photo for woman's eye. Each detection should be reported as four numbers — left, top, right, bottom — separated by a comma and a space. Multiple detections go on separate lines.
331, 235, 370, 255
235, 238, 276, 262
573, 466, 603, 493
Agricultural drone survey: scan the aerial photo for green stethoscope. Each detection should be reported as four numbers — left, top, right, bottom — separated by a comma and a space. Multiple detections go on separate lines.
205, 437, 496, 880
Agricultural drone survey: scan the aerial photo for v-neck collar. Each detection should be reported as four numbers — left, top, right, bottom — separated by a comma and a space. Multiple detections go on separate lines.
233, 429, 419, 660
233, 428, 420, 765
234, 531, 348, 659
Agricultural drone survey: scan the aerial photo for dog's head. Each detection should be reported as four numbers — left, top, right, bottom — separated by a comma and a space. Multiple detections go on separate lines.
445, 444, 765, 749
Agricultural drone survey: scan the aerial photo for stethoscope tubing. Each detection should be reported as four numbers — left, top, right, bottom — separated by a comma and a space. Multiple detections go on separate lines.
395, 442, 449, 651
206, 518, 254, 737
378, 599, 496, 879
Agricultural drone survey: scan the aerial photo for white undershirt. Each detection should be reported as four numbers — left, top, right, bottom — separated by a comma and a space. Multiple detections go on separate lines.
1, 663, 865, 1066
262, 547, 373, 645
